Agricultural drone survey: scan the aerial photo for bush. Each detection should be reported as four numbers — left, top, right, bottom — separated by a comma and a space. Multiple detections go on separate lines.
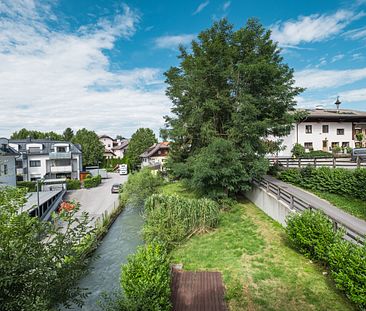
66, 179, 81, 190
328, 241, 366, 308
16, 181, 37, 192
120, 243, 171, 311
83, 175, 102, 189
120, 168, 163, 207
291, 143, 305, 158
143, 194, 219, 250
286, 210, 342, 262
279, 167, 366, 200
303, 150, 332, 158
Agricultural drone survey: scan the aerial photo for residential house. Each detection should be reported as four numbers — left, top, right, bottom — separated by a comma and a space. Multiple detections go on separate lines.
99, 134, 129, 159
273, 107, 366, 157
140, 142, 170, 170
9, 139, 82, 181
0, 138, 18, 187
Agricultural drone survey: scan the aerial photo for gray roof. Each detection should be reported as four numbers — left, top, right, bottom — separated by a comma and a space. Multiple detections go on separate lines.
0, 139, 18, 156
140, 142, 170, 158
9, 139, 82, 154
112, 140, 129, 150
298, 108, 366, 121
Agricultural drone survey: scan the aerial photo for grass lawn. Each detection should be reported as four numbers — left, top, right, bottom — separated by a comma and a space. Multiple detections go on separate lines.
165, 184, 355, 310
312, 191, 366, 221
159, 181, 199, 199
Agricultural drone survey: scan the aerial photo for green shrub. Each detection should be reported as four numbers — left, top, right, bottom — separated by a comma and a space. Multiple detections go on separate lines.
303, 150, 332, 158
143, 194, 219, 250
83, 175, 102, 188
120, 243, 171, 311
278, 168, 302, 184
328, 240, 366, 308
291, 143, 305, 158
66, 179, 81, 190
120, 168, 163, 207
16, 181, 37, 192
286, 210, 342, 262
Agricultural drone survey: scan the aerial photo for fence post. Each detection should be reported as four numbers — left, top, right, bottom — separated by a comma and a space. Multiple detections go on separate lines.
333, 221, 338, 232
298, 158, 301, 168
357, 156, 361, 169
290, 195, 294, 209
314, 158, 317, 167
286, 158, 289, 168
333, 157, 336, 168
277, 187, 281, 200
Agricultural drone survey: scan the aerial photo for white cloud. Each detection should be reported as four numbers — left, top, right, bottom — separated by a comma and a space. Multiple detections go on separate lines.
344, 26, 366, 39
331, 54, 345, 63
0, 1, 171, 138
295, 68, 366, 89
223, 1, 231, 11
271, 10, 364, 46
352, 53, 364, 60
193, 1, 209, 15
154, 34, 195, 49
339, 88, 366, 102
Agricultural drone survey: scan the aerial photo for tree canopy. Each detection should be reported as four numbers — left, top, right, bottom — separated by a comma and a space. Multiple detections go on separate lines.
72, 128, 104, 167
163, 18, 303, 197
63, 127, 74, 141
126, 128, 157, 170
10, 128, 64, 140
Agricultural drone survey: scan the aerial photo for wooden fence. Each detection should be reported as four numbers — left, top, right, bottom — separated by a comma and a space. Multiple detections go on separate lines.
268, 157, 366, 169
254, 178, 365, 245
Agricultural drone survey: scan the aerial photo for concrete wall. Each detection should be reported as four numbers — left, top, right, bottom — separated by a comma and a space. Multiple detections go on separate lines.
0, 155, 17, 187
245, 185, 294, 226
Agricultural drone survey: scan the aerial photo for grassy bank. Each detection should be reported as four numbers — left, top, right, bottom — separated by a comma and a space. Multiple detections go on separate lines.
165, 184, 355, 311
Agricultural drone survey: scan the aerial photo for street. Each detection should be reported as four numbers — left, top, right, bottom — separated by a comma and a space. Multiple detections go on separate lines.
64, 173, 128, 223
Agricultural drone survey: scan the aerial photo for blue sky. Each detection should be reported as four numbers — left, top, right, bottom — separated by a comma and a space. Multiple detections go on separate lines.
0, 0, 366, 138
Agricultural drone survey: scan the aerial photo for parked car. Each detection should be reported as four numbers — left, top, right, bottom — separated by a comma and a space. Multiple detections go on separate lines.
111, 183, 122, 194
351, 148, 366, 161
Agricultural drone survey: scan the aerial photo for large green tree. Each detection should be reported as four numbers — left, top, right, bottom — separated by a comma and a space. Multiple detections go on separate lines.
126, 128, 157, 170
72, 128, 104, 167
0, 187, 94, 310
163, 18, 303, 197
63, 127, 74, 141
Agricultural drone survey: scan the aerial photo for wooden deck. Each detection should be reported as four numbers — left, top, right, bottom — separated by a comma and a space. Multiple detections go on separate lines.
172, 269, 228, 311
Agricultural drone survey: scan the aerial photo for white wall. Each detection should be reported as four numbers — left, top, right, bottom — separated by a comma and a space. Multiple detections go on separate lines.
27, 155, 49, 180
0, 156, 16, 187
100, 137, 114, 150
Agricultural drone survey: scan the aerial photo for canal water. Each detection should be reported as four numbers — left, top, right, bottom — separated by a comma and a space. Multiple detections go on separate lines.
73, 205, 144, 310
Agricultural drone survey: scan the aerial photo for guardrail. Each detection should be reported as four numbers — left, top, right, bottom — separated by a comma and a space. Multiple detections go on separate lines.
253, 178, 365, 245
268, 157, 366, 169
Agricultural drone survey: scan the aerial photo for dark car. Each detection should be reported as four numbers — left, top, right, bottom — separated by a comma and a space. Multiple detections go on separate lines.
111, 183, 121, 194
351, 148, 366, 161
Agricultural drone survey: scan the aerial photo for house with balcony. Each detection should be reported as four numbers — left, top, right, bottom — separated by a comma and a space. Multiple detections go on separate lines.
0, 138, 18, 187
9, 139, 82, 181
272, 107, 366, 157
140, 142, 170, 171
99, 134, 129, 159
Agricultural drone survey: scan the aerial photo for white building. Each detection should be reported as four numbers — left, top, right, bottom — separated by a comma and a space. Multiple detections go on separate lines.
9, 139, 83, 181
99, 135, 129, 159
0, 138, 18, 187
140, 142, 170, 170
274, 108, 366, 157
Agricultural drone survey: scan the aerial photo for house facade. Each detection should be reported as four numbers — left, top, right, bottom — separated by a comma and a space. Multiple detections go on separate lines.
274, 108, 366, 157
99, 135, 129, 159
140, 142, 170, 170
0, 138, 18, 187
9, 139, 82, 181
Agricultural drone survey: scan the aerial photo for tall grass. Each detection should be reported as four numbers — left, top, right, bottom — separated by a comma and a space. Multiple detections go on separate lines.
143, 194, 220, 250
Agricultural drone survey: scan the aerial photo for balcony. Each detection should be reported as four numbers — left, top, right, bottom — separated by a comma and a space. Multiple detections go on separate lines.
49, 151, 72, 160
50, 165, 72, 173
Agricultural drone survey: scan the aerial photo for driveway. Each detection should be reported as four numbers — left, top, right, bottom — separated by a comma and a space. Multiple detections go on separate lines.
64, 173, 128, 223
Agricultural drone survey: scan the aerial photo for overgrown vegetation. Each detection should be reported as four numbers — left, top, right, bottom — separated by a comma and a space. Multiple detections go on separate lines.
143, 194, 220, 250
279, 167, 366, 200
163, 18, 303, 198
0, 187, 95, 311
83, 174, 102, 188
66, 179, 81, 190
119, 168, 163, 207
286, 210, 366, 309
16, 180, 37, 192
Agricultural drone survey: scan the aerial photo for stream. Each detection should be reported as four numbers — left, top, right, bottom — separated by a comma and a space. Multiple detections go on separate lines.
72, 205, 144, 310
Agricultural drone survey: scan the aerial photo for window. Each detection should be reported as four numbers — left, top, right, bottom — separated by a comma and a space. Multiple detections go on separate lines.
57, 146, 66, 152
4, 164, 7, 175
322, 125, 329, 133
304, 142, 313, 150
355, 128, 362, 134
342, 142, 350, 147
16, 161, 23, 169
305, 125, 312, 134
331, 142, 339, 148
30, 160, 41, 167
337, 128, 344, 135
28, 147, 41, 153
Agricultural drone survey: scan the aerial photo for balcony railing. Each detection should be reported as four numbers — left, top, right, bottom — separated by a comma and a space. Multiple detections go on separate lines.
49, 152, 72, 159
50, 165, 72, 173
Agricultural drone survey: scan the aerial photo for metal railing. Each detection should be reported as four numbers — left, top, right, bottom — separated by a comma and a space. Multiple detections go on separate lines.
253, 178, 365, 244
267, 156, 366, 169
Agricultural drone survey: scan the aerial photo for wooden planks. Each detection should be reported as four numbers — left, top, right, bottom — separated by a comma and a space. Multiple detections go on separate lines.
172, 269, 228, 311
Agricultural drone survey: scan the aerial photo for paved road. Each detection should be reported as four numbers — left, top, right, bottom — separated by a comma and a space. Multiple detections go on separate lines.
264, 175, 366, 238
64, 173, 128, 223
